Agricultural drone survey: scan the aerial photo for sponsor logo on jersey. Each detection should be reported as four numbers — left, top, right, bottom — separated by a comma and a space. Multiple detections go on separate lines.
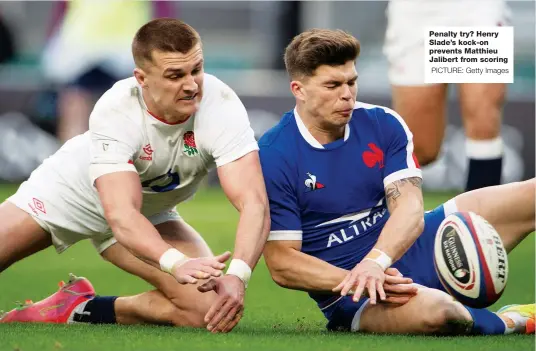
323, 206, 388, 248
304, 172, 325, 191
362, 143, 384, 169
139, 144, 154, 161
183, 131, 198, 157
314, 198, 386, 248
141, 169, 181, 193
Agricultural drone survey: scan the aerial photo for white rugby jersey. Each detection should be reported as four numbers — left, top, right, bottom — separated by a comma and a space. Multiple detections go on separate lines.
26, 73, 258, 233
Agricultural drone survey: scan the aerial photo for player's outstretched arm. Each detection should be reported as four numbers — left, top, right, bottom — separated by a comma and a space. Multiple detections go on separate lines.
96, 171, 230, 284
197, 151, 270, 333
217, 151, 270, 273
376, 177, 424, 262
265, 240, 416, 301
264, 239, 349, 292
333, 177, 424, 303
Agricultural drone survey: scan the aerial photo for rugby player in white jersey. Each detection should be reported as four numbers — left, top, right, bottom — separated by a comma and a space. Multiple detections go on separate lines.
0, 18, 269, 334
384, 0, 509, 191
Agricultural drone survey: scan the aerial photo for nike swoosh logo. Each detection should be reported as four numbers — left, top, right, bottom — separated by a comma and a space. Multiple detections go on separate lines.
315, 198, 384, 227
39, 303, 64, 317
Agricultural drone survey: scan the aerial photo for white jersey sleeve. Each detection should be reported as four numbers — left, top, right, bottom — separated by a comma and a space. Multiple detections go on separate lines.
88, 104, 143, 184
201, 81, 259, 167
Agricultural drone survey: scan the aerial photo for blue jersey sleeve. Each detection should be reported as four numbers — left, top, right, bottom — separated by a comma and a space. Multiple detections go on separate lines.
259, 147, 302, 241
378, 107, 422, 187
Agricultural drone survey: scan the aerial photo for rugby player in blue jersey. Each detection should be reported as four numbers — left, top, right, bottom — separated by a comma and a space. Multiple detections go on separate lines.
259, 29, 535, 335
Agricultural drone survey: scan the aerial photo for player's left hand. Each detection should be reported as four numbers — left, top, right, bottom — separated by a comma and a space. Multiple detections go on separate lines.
332, 259, 386, 304
197, 274, 245, 333
382, 267, 418, 304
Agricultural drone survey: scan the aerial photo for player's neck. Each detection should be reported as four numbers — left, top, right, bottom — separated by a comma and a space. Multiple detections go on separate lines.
142, 90, 190, 124
296, 107, 345, 145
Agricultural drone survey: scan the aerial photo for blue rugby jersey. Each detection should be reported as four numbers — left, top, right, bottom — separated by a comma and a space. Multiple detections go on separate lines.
258, 101, 421, 306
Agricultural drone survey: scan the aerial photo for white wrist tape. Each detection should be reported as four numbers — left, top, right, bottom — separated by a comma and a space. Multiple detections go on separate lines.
226, 259, 252, 288
159, 248, 188, 274
362, 248, 392, 271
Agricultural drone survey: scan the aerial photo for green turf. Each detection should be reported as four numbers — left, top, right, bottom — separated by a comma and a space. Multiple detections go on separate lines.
0, 185, 534, 351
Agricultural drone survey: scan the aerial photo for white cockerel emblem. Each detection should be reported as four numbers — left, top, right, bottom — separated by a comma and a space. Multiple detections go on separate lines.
305, 172, 324, 191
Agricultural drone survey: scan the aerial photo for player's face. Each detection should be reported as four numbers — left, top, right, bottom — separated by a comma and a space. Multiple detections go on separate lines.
295, 61, 358, 128
137, 44, 204, 119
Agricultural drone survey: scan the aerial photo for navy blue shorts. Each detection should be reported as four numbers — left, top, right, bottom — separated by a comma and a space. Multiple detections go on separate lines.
322, 200, 457, 331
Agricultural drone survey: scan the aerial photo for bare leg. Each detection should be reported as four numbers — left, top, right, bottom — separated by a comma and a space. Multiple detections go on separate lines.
458, 83, 506, 190
453, 179, 535, 252
0, 202, 52, 273
101, 219, 217, 327
458, 83, 505, 141
360, 286, 472, 334
57, 87, 92, 143
392, 84, 448, 166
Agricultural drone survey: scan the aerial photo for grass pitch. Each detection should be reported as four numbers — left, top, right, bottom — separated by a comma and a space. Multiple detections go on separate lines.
0, 184, 534, 351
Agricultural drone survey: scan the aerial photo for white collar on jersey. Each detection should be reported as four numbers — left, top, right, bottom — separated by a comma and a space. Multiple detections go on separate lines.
136, 85, 149, 110
293, 107, 350, 149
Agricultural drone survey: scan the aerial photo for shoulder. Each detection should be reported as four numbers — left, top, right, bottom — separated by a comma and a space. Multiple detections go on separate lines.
258, 111, 295, 150
258, 111, 298, 173
351, 101, 408, 130
198, 73, 244, 114
194, 73, 249, 138
90, 77, 144, 127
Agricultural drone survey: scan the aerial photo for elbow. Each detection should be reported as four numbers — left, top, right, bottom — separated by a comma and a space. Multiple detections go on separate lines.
415, 215, 425, 234
264, 251, 292, 288
269, 266, 291, 288
104, 208, 138, 239
411, 205, 425, 234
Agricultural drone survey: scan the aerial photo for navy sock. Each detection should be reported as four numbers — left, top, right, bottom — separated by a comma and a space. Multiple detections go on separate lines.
466, 157, 502, 191
465, 307, 506, 335
73, 296, 118, 324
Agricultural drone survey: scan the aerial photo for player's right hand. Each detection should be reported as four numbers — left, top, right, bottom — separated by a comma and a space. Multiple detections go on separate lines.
381, 267, 418, 304
171, 251, 231, 284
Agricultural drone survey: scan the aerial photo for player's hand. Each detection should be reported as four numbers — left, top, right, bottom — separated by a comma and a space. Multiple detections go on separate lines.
332, 259, 386, 305
197, 274, 245, 333
171, 251, 231, 284
382, 267, 418, 304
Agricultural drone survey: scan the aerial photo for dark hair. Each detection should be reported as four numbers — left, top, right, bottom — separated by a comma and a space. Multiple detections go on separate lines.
284, 29, 360, 79
132, 18, 201, 68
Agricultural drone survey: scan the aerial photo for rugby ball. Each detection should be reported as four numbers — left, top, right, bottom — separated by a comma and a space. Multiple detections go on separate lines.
433, 212, 508, 308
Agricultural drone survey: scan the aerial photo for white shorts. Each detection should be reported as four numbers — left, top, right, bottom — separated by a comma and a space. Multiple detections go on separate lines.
7, 181, 181, 254
383, 0, 511, 85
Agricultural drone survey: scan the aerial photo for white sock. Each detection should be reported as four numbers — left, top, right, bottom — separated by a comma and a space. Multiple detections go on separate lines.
465, 137, 503, 159
499, 312, 529, 334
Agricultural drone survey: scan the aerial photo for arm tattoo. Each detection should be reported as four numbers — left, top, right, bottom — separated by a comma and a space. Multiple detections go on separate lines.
385, 177, 422, 207
385, 183, 401, 205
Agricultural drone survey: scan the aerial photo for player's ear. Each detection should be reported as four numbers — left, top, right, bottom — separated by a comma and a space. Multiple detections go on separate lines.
133, 68, 148, 88
290, 81, 306, 101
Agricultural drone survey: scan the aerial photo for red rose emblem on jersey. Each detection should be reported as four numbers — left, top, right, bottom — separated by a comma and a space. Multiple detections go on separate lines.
183, 131, 198, 157
184, 131, 196, 148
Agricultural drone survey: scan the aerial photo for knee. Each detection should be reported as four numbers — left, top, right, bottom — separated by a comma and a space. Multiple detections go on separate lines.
421, 296, 472, 333
158, 297, 209, 328
462, 104, 502, 140
164, 303, 208, 328
167, 291, 216, 329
